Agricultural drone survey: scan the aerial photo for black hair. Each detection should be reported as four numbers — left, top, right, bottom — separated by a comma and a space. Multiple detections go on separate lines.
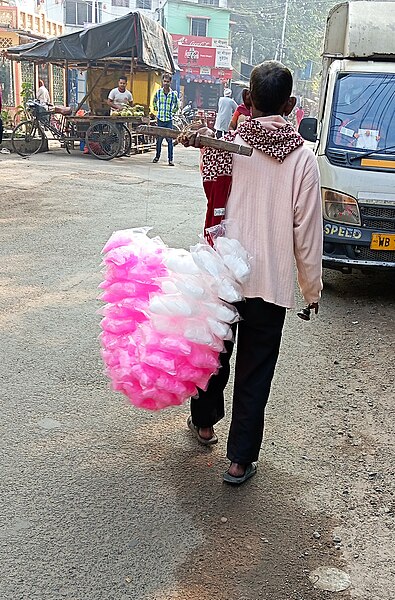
119, 75, 127, 82
162, 73, 172, 82
250, 61, 293, 114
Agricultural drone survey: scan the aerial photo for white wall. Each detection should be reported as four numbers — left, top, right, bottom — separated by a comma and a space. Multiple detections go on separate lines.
100, 0, 161, 23
14, 0, 38, 13
172, 0, 228, 7
42, 0, 163, 30
44, 0, 64, 25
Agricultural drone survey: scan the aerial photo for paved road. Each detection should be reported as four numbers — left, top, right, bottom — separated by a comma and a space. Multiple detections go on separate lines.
0, 147, 394, 600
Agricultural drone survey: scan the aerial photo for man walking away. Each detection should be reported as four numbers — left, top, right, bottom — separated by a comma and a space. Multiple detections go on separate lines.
152, 73, 179, 166
185, 61, 323, 485
214, 88, 237, 138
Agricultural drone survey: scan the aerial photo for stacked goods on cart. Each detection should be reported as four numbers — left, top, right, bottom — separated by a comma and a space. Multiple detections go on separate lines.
112, 105, 145, 118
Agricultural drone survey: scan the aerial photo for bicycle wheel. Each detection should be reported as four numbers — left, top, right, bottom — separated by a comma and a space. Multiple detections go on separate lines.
11, 120, 45, 157
85, 121, 121, 160
116, 124, 132, 157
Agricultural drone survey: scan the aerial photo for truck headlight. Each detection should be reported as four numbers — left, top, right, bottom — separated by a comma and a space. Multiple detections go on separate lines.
322, 189, 361, 226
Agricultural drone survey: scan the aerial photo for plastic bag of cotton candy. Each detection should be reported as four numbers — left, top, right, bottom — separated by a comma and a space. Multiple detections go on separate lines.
99, 226, 251, 411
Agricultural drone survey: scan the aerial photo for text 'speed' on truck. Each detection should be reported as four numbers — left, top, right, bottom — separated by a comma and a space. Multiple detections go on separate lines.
298, 1, 395, 274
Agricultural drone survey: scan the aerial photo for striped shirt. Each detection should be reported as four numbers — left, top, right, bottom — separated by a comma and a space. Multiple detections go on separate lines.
153, 88, 179, 122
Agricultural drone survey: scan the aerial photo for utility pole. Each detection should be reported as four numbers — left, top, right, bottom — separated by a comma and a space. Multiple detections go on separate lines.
91, 0, 96, 24
250, 35, 254, 65
278, 0, 289, 62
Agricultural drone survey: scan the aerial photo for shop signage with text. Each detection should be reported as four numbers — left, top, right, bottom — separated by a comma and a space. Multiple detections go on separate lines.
215, 47, 233, 69
212, 38, 229, 48
178, 44, 217, 67
171, 34, 212, 53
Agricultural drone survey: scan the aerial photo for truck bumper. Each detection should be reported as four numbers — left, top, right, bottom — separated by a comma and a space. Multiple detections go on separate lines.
323, 254, 395, 272
323, 220, 395, 272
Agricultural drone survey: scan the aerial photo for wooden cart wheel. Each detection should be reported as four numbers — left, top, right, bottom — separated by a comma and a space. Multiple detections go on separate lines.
85, 121, 121, 160
116, 124, 132, 157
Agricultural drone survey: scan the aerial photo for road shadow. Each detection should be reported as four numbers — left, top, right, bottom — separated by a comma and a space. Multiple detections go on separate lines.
159, 442, 351, 600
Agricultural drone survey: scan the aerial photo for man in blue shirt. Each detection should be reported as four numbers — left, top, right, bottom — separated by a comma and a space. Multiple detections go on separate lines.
152, 73, 179, 166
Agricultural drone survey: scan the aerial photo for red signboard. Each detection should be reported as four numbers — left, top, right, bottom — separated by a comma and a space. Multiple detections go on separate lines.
211, 68, 233, 80
171, 34, 213, 53
180, 67, 233, 83
181, 67, 201, 76
178, 44, 216, 67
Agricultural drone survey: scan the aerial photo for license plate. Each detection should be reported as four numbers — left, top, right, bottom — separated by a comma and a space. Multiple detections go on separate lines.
370, 233, 395, 250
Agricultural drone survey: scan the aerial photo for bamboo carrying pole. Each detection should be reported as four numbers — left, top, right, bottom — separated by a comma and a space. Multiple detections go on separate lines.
136, 126, 253, 157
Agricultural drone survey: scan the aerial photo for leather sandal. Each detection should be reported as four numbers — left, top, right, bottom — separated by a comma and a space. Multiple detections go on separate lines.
187, 416, 218, 446
223, 462, 257, 485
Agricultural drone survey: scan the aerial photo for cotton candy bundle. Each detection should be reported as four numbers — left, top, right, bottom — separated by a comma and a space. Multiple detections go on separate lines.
99, 227, 251, 411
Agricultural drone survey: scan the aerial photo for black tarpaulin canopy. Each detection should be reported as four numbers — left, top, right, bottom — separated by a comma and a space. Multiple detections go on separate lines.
9, 31, 87, 62
6, 12, 176, 72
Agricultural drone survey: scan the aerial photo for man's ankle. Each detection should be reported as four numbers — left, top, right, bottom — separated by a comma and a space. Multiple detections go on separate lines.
228, 462, 246, 477
199, 426, 214, 440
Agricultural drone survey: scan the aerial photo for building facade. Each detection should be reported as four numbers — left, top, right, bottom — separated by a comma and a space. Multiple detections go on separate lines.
1, 0, 233, 114
160, 0, 232, 110
0, 2, 63, 112
56, 0, 161, 30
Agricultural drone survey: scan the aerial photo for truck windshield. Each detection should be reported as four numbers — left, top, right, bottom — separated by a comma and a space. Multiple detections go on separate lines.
328, 73, 395, 155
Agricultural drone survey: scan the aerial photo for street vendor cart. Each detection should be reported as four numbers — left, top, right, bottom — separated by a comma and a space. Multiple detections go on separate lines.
6, 12, 176, 160
10, 102, 152, 159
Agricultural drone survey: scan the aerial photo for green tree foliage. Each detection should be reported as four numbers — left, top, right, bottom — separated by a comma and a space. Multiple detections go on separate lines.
229, 0, 388, 74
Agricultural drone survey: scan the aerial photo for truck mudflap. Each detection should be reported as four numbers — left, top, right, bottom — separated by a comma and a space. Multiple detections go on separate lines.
323, 220, 395, 271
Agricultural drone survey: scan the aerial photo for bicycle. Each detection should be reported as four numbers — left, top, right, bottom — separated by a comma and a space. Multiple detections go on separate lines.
11, 100, 79, 157
11, 100, 137, 160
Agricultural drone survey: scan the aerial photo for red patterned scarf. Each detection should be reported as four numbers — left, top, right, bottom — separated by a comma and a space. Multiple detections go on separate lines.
201, 117, 304, 237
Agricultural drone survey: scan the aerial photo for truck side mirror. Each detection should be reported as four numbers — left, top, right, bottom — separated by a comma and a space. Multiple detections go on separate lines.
298, 117, 318, 142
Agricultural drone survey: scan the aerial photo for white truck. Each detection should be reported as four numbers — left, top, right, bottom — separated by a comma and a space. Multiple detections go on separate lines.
299, 1, 395, 273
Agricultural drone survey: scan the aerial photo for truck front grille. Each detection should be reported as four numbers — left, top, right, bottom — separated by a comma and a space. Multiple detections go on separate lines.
363, 218, 395, 231
326, 149, 348, 166
360, 204, 395, 232
358, 247, 395, 262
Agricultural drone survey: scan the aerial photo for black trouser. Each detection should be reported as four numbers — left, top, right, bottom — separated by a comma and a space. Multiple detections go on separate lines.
0, 117, 3, 145
191, 298, 286, 464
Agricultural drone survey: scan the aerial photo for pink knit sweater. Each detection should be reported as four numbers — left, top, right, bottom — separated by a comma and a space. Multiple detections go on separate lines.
225, 116, 323, 309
